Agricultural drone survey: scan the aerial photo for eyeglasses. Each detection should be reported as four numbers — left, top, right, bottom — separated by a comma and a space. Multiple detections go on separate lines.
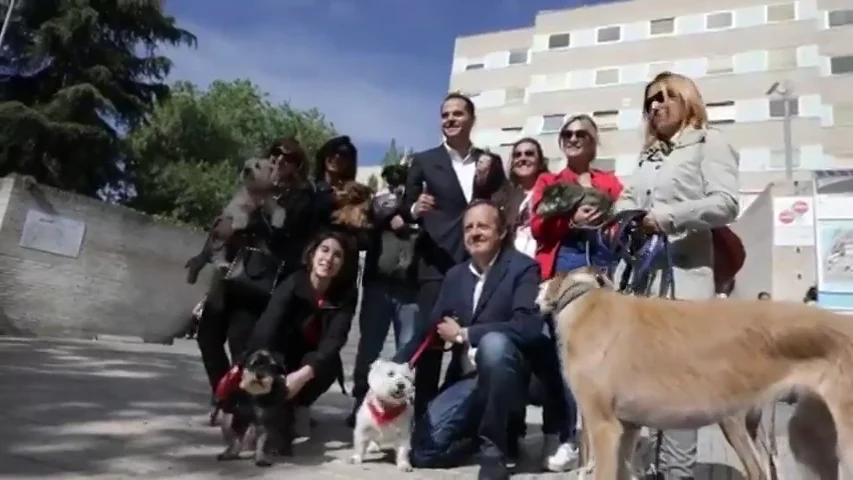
559, 129, 590, 142
644, 88, 676, 113
512, 149, 537, 158
269, 147, 300, 164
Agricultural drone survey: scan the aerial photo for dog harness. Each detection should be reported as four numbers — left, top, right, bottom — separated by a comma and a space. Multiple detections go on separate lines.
366, 398, 408, 425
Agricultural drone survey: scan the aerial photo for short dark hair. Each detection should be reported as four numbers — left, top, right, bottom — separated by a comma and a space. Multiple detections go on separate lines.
442, 92, 476, 117
463, 199, 507, 234
301, 230, 359, 295
268, 136, 308, 177
757, 291, 771, 299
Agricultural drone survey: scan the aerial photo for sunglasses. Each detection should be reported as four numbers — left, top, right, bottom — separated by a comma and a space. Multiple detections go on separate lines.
512, 149, 537, 158
559, 129, 590, 142
269, 147, 301, 164
644, 88, 676, 113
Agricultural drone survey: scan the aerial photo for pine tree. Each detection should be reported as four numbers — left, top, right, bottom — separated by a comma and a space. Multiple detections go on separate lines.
0, 0, 195, 196
380, 138, 401, 166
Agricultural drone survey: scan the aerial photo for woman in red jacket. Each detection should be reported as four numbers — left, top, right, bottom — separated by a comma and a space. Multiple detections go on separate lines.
530, 114, 623, 280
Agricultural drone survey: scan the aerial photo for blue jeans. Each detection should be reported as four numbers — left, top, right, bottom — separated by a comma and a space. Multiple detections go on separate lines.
351, 280, 419, 401
475, 332, 530, 459
527, 323, 578, 443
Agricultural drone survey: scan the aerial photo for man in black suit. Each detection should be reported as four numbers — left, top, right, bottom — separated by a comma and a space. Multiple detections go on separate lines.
402, 92, 507, 415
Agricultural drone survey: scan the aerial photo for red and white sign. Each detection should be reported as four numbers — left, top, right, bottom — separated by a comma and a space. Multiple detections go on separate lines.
773, 197, 814, 246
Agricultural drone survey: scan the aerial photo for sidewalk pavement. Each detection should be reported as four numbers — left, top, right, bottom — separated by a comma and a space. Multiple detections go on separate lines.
0, 336, 798, 479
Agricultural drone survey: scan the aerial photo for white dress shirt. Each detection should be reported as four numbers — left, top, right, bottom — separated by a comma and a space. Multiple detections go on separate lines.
460, 253, 499, 375
513, 191, 536, 259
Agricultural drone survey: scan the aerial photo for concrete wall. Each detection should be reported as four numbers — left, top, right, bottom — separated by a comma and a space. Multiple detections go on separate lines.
731, 179, 817, 301
0, 175, 211, 340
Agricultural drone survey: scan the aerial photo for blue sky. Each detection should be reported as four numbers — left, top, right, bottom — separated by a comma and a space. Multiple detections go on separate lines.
163, 0, 612, 165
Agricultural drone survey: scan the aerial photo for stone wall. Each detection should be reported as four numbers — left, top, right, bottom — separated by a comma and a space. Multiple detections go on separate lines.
0, 175, 211, 340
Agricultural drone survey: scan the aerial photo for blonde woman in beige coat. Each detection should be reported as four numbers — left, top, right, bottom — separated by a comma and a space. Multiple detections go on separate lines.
614, 71, 741, 478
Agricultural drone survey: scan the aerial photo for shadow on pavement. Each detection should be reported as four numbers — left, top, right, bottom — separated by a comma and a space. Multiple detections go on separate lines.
0, 337, 355, 478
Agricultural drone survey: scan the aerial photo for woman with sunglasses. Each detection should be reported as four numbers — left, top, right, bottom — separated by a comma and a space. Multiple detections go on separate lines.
528, 115, 623, 473
614, 71, 740, 479
501, 138, 549, 259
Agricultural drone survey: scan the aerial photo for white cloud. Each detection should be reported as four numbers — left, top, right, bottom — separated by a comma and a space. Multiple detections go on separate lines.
162, 21, 440, 151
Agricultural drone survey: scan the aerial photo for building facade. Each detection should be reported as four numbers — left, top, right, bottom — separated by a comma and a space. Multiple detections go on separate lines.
449, 0, 853, 210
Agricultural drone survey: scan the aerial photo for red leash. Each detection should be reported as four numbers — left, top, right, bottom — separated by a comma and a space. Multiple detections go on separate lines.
408, 327, 450, 369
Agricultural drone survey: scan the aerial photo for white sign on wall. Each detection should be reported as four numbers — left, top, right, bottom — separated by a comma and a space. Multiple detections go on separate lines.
19, 209, 86, 258
772, 196, 814, 246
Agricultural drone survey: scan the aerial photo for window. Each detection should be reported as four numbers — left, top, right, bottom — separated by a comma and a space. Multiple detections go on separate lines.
767, 48, 797, 70
505, 87, 525, 104
769, 98, 799, 118
592, 110, 619, 131
767, 3, 796, 22
465, 62, 484, 71
705, 11, 733, 30
508, 50, 528, 65
830, 55, 853, 75
542, 114, 565, 132
648, 61, 672, 77
769, 148, 801, 169
595, 157, 617, 171
833, 104, 853, 125
649, 17, 675, 35
828, 9, 853, 27
707, 100, 736, 125
597, 26, 621, 43
595, 68, 619, 85
548, 33, 570, 49
706, 55, 734, 75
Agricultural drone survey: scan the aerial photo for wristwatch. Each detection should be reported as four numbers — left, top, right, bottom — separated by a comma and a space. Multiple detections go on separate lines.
454, 328, 468, 345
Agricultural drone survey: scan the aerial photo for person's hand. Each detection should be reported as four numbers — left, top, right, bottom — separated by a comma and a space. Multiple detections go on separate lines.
389, 215, 406, 231
413, 183, 435, 217
436, 316, 462, 343
285, 371, 310, 400
572, 205, 603, 226
641, 215, 660, 233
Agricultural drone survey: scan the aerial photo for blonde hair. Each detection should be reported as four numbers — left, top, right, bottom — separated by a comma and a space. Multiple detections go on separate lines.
642, 72, 708, 148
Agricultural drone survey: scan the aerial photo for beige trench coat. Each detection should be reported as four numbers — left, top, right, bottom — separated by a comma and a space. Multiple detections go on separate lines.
614, 127, 740, 300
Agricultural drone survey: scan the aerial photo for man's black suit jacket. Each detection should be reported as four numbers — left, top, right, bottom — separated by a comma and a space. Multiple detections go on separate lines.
402, 145, 507, 282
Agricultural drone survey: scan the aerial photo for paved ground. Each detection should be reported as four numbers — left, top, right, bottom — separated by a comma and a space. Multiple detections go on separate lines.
0, 336, 799, 479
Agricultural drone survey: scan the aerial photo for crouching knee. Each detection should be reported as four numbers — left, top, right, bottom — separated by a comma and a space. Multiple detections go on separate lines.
475, 332, 520, 371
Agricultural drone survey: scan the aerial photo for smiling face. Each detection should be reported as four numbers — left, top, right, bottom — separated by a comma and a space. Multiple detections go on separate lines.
463, 203, 505, 259
441, 97, 474, 141
559, 118, 597, 165
644, 80, 685, 140
511, 140, 542, 182
311, 237, 345, 279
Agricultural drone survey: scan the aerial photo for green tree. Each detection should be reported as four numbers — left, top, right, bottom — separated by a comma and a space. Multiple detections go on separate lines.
381, 138, 401, 166
126, 79, 336, 227
0, 0, 195, 196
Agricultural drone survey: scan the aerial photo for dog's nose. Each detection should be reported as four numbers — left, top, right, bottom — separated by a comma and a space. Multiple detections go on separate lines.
396, 381, 406, 390
242, 167, 251, 176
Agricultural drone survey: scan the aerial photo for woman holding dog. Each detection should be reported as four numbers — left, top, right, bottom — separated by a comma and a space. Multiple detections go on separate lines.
244, 230, 359, 436
614, 71, 740, 478
196, 137, 318, 404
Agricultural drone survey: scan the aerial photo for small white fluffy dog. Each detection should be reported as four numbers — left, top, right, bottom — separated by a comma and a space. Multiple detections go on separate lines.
350, 359, 416, 471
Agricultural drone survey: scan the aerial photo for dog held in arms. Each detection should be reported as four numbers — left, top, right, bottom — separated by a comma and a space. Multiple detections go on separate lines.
349, 359, 415, 471
538, 267, 850, 479
217, 349, 294, 467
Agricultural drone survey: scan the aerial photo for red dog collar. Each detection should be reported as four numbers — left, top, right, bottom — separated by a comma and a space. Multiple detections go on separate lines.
367, 398, 408, 425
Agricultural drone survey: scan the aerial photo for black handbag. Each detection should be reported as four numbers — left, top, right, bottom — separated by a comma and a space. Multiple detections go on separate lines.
222, 247, 285, 299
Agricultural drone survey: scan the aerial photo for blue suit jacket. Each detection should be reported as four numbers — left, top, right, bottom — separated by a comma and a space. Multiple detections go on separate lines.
393, 247, 544, 374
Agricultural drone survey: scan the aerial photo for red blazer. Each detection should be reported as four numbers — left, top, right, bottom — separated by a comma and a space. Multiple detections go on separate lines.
530, 168, 624, 280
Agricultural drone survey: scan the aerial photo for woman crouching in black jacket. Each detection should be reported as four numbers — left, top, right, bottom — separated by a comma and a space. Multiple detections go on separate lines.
243, 230, 359, 439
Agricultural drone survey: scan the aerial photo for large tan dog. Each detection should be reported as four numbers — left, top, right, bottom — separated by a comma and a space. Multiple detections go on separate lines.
538, 267, 847, 480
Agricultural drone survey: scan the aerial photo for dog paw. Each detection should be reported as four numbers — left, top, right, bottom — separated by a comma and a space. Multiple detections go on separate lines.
396, 461, 413, 472
348, 454, 363, 465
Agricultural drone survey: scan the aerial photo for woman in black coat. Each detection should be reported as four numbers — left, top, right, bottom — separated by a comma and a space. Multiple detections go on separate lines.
244, 230, 359, 409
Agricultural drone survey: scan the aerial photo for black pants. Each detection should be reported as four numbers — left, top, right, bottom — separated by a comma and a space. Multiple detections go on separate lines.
197, 287, 267, 394
412, 280, 444, 417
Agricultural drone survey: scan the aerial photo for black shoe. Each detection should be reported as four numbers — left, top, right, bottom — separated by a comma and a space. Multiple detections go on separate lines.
478, 457, 510, 480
